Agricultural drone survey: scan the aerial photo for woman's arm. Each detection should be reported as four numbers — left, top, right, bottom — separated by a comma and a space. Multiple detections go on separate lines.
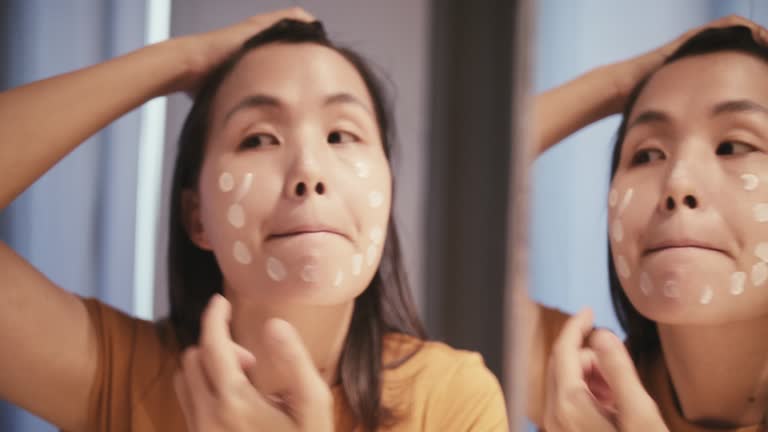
0, 8, 311, 430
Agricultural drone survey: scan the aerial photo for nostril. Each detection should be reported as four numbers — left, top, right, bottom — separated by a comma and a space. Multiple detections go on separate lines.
315, 183, 325, 194
296, 182, 307, 196
683, 195, 697, 209
666, 196, 675, 210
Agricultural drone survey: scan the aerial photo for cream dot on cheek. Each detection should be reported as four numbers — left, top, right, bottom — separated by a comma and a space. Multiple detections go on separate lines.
227, 204, 245, 228
611, 219, 623, 243
233, 241, 252, 265
756, 242, 768, 262
234, 172, 254, 202
730, 272, 746, 295
352, 254, 363, 276
370, 226, 384, 245
619, 188, 634, 214
219, 172, 235, 192
640, 272, 653, 296
266, 257, 287, 282
354, 161, 370, 179
742, 173, 759, 191
368, 191, 384, 208
616, 255, 631, 279
334, 270, 344, 287
753, 203, 768, 223
752, 262, 768, 287
608, 189, 618, 208
366, 245, 378, 267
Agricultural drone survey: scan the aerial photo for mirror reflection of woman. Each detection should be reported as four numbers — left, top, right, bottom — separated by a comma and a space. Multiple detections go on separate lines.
0, 9, 507, 432
527, 15, 768, 432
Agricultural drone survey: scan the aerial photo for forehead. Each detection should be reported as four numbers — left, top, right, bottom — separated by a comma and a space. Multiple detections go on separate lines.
630, 51, 768, 121
212, 42, 375, 124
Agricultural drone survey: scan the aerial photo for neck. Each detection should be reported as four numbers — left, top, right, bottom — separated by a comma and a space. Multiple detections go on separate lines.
658, 316, 768, 427
226, 289, 354, 393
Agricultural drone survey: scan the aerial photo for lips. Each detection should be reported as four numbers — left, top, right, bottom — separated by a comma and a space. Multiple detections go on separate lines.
643, 239, 726, 256
267, 225, 346, 241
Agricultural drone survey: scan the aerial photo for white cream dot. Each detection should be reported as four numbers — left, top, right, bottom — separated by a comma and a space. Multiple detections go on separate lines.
611, 219, 624, 243
616, 255, 631, 279
354, 161, 370, 178
756, 243, 768, 262
754, 203, 768, 222
266, 257, 287, 282
699, 286, 714, 305
370, 227, 384, 245
235, 172, 254, 202
368, 191, 384, 208
233, 241, 252, 265
334, 270, 344, 287
366, 245, 378, 267
219, 172, 235, 192
619, 188, 634, 214
301, 265, 319, 283
742, 173, 759, 191
640, 272, 653, 296
730, 272, 746, 295
608, 189, 618, 208
352, 254, 363, 276
227, 204, 245, 228
753, 262, 768, 287
663, 280, 680, 298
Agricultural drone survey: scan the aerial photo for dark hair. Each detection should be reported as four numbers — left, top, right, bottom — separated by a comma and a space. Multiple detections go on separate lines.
166, 19, 426, 430
608, 26, 768, 361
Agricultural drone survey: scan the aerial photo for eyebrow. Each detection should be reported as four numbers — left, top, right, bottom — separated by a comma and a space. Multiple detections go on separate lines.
626, 99, 768, 133
222, 92, 372, 126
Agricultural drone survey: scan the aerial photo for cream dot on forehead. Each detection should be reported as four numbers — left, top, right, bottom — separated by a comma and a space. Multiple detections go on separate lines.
233, 241, 252, 265
227, 204, 245, 228
742, 173, 759, 191
730, 272, 746, 295
611, 219, 624, 243
752, 262, 768, 287
368, 191, 384, 208
616, 255, 630, 279
219, 172, 235, 192
266, 257, 287, 282
753, 203, 768, 223
699, 286, 714, 305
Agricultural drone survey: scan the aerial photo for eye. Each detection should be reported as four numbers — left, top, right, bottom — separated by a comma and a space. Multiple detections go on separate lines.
327, 130, 359, 145
630, 148, 665, 166
716, 140, 755, 156
239, 133, 279, 150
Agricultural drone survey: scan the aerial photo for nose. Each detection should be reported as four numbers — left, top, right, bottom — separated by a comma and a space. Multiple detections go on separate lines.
284, 151, 327, 200
658, 161, 702, 213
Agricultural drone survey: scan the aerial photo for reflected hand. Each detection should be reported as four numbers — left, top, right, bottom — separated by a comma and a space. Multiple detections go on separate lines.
173, 294, 333, 432
543, 309, 667, 431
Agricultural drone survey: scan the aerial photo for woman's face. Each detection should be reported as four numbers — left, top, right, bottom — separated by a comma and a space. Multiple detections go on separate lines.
610, 51, 768, 325
190, 43, 391, 306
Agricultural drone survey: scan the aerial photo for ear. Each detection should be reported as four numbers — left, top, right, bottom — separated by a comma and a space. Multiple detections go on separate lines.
181, 189, 213, 250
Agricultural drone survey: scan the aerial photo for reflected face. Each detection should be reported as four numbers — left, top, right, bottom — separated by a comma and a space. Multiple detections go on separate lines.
610, 51, 768, 324
193, 43, 391, 306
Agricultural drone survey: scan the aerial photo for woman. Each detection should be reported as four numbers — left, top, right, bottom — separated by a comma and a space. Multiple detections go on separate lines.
0, 9, 506, 432
527, 15, 768, 432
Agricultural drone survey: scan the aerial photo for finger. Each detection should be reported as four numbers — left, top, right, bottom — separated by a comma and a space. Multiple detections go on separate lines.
590, 330, 665, 431
262, 318, 333, 426
551, 308, 595, 386
181, 347, 216, 417
233, 340, 257, 369
198, 294, 248, 393
174, 371, 198, 432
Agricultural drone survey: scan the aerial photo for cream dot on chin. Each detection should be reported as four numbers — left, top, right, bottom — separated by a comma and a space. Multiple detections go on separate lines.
742, 173, 759, 191
219, 172, 235, 192
730, 272, 746, 295
352, 254, 363, 276
227, 204, 245, 228
266, 257, 287, 282
699, 286, 714, 305
233, 241, 252, 265
301, 265, 319, 283
663, 280, 680, 298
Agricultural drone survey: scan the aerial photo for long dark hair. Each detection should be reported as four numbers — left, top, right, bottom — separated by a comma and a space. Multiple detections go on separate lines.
166, 19, 426, 430
608, 26, 768, 361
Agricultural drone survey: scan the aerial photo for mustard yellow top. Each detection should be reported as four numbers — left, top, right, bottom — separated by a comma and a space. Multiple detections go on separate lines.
68, 298, 508, 431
